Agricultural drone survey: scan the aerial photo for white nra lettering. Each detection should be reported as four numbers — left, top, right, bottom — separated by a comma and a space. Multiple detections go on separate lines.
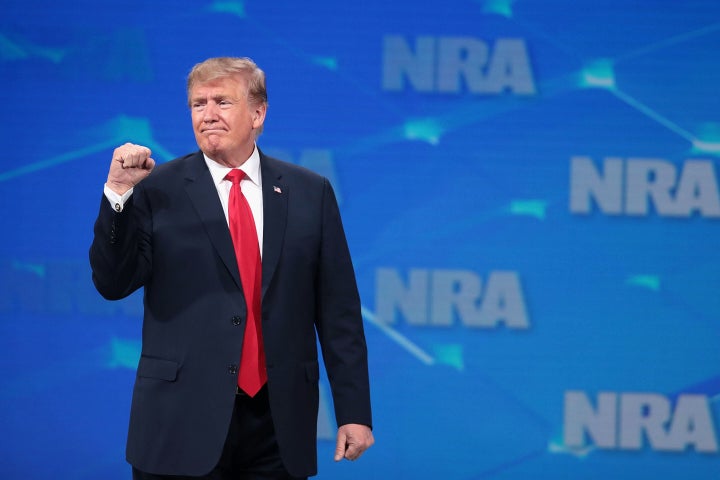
563, 391, 719, 453
569, 156, 720, 217
382, 35, 536, 95
375, 268, 529, 328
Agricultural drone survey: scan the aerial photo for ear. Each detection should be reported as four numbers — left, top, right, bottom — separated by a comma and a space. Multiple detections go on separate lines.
252, 103, 267, 129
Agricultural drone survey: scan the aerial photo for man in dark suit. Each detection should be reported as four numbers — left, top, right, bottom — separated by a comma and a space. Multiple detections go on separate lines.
90, 57, 373, 479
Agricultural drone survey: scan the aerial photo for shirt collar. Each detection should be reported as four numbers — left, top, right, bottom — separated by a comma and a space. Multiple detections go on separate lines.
203, 145, 262, 188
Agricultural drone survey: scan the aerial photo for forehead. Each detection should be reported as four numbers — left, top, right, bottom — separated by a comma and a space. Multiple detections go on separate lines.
190, 75, 247, 98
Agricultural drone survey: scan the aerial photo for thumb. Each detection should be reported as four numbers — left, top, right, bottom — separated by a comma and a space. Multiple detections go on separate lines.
334, 430, 347, 461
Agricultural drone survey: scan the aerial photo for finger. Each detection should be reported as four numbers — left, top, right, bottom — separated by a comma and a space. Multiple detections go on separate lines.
334, 432, 347, 462
113, 144, 152, 169
112, 143, 137, 163
344, 443, 359, 461
133, 146, 152, 167
142, 157, 156, 171
124, 150, 151, 168
125, 155, 155, 171
344, 440, 367, 461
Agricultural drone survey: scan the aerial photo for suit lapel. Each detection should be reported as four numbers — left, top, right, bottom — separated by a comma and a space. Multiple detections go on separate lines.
259, 152, 288, 300
183, 152, 243, 291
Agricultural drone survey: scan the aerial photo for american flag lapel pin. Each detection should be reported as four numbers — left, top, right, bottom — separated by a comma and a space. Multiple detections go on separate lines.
273, 185, 282, 194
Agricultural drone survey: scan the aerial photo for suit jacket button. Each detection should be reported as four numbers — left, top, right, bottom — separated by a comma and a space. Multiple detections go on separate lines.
232, 316, 242, 326
227, 364, 238, 375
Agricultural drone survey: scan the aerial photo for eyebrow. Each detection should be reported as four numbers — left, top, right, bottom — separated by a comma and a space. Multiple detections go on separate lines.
193, 94, 239, 103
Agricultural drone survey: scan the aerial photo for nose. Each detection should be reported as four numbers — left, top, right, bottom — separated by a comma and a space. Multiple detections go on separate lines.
202, 102, 220, 122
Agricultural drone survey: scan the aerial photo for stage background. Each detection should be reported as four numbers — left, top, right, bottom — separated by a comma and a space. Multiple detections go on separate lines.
1, 1, 720, 478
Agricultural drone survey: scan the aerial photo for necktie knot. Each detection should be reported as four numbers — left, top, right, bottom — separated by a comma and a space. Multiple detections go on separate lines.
225, 169, 245, 185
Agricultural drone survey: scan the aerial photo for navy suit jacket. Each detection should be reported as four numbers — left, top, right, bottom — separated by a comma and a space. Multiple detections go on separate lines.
90, 150, 371, 477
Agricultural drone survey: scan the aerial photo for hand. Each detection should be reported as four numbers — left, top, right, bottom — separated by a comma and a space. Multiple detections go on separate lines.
106, 143, 155, 195
334, 424, 374, 462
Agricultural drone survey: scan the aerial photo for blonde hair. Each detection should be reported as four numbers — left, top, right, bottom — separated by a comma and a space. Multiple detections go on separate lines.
187, 57, 268, 136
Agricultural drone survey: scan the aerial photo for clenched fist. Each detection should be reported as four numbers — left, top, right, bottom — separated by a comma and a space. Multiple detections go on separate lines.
334, 424, 374, 462
106, 143, 156, 195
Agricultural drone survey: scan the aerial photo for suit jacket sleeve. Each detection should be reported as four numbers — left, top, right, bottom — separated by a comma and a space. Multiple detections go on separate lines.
315, 178, 372, 428
89, 189, 152, 300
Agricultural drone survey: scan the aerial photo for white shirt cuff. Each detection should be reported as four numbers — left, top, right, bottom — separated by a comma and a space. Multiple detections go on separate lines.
104, 184, 134, 212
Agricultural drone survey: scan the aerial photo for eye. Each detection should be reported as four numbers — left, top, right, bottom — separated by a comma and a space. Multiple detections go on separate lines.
192, 103, 206, 111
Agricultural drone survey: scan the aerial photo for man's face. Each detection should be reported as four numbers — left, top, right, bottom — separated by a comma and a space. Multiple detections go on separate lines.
190, 75, 266, 167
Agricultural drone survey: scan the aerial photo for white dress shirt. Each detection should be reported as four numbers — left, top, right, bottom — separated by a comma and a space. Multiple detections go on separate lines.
203, 147, 264, 257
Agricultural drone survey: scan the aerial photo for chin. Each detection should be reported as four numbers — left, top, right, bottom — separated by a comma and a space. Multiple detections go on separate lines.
201, 141, 223, 155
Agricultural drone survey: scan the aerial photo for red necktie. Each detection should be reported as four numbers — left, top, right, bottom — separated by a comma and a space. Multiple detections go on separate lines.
225, 169, 266, 397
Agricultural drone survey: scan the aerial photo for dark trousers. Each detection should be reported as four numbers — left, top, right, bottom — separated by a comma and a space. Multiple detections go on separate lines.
132, 386, 307, 480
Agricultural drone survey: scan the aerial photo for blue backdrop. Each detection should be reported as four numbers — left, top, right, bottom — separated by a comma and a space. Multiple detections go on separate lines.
2, 1, 720, 478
